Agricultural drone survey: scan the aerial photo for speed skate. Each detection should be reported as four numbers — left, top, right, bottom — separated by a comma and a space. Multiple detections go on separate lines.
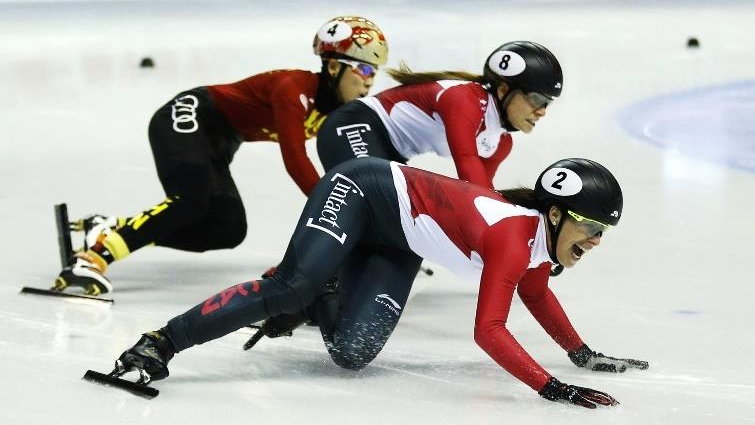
20, 203, 114, 304
83, 364, 159, 399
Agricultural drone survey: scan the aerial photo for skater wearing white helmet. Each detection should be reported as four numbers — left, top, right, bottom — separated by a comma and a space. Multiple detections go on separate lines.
53, 16, 388, 296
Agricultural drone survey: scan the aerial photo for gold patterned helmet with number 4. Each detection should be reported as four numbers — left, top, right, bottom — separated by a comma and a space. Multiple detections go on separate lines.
313, 16, 388, 67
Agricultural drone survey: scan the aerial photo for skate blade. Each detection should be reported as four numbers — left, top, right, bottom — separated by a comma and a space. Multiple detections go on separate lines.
242, 328, 267, 351
20, 287, 114, 304
85, 283, 102, 297
51, 276, 67, 291
52, 276, 103, 297
83, 370, 159, 399
54, 203, 75, 268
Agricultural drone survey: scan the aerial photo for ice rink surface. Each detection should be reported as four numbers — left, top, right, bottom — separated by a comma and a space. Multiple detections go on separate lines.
1, 0, 754, 423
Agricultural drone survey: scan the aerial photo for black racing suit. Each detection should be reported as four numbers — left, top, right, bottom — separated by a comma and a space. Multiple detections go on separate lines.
116, 87, 246, 253
165, 157, 422, 369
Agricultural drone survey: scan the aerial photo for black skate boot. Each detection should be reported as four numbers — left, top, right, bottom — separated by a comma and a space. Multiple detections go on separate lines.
113, 330, 176, 384
53, 251, 113, 295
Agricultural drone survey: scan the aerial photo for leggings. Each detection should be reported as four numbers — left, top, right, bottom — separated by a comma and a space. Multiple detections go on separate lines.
165, 157, 422, 369
115, 87, 246, 253
315, 100, 421, 367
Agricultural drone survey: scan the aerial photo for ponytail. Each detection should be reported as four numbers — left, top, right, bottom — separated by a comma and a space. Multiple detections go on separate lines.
496, 188, 543, 211
386, 62, 487, 86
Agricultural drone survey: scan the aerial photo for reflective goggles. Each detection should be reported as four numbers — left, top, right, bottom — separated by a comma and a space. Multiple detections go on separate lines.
567, 210, 610, 237
524, 91, 553, 110
336, 59, 377, 80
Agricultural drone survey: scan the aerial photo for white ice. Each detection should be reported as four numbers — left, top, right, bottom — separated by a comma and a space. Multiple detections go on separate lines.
1, 1, 754, 424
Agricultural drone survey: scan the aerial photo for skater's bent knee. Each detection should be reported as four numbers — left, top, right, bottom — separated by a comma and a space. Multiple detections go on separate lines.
223, 221, 247, 248
327, 341, 379, 370
207, 220, 246, 249
332, 355, 369, 370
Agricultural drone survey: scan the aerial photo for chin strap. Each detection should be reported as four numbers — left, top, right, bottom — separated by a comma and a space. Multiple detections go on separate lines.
487, 83, 519, 132
546, 210, 565, 276
314, 63, 348, 114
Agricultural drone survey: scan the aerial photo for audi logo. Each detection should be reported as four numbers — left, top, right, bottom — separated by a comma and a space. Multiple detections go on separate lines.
171, 94, 199, 133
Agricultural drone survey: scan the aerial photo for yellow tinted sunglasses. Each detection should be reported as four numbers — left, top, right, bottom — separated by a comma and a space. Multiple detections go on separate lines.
567, 210, 610, 237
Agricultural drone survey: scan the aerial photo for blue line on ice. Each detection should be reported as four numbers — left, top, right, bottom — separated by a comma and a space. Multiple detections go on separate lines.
618, 80, 755, 173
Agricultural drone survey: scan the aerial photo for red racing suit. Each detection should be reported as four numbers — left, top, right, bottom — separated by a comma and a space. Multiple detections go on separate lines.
208, 70, 327, 195
360, 80, 513, 189
392, 163, 585, 391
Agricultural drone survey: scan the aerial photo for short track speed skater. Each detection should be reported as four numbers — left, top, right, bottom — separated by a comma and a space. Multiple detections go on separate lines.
20, 203, 114, 303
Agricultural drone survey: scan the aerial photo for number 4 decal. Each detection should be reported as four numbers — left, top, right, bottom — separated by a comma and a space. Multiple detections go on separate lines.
327, 23, 338, 36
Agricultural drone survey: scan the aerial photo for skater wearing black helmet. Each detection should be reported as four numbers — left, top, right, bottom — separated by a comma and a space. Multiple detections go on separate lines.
103, 156, 648, 408
316, 40, 563, 189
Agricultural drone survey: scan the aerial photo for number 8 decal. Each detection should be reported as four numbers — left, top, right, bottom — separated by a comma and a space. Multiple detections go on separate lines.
488, 50, 526, 77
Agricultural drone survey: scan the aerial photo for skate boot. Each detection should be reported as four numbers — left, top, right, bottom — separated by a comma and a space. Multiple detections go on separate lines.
53, 251, 113, 295
71, 214, 126, 249
113, 330, 176, 384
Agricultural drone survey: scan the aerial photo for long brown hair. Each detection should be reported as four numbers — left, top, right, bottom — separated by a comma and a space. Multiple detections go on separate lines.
386, 62, 487, 85
496, 187, 543, 211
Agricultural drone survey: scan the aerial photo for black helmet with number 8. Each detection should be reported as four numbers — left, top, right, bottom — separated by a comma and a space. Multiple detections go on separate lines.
535, 158, 622, 226
483, 41, 563, 99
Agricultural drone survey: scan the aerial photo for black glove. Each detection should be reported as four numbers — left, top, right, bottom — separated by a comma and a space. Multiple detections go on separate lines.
539, 377, 618, 409
568, 344, 649, 373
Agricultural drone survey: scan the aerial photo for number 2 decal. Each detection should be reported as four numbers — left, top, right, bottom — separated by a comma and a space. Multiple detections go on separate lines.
551, 171, 567, 190
542, 168, 582, 196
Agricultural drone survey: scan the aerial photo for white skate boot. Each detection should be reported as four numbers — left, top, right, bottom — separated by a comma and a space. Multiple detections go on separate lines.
73, 214, 125, 249
53, 251, 113, 295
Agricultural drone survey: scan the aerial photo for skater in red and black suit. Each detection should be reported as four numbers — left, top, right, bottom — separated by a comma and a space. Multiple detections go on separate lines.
53, 16, 388, 295
109, 156, 648, 408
